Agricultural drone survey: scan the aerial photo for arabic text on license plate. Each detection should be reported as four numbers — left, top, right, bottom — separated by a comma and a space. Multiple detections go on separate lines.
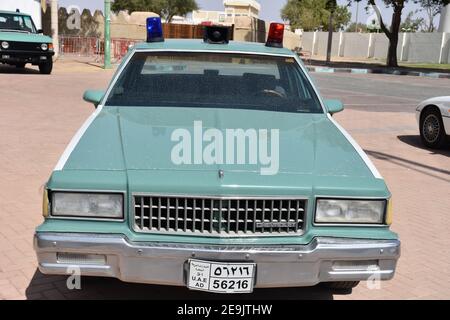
188, 259, 256, 294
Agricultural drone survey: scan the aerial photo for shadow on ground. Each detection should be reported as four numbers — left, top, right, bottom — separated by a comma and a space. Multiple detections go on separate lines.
25, 269, 347, 300
365, 146, 450, 184
397, 135, 450, 157
0, 64, 40, 74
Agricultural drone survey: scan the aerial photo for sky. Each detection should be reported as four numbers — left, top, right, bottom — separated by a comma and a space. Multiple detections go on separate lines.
58, 0, 432, 26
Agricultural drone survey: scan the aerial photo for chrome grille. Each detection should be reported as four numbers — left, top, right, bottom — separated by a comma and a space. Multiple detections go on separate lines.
133, 195, 306, 236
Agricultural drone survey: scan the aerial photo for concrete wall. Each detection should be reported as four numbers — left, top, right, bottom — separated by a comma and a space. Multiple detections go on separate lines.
444, 33, 450, 64
448, 35, 450, 62
301, 31, 450, 64
343, 33, 370, 58
371, 34, 389, 60
446, 48, 450, 64
407, 33, 442, 63
301, 32, 315, 52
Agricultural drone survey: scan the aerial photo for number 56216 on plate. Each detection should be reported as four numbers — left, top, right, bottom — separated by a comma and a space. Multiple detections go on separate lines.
187, 259, 256, 294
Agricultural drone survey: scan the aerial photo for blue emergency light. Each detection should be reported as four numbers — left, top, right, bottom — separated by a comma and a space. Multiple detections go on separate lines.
146, 17, 164, 43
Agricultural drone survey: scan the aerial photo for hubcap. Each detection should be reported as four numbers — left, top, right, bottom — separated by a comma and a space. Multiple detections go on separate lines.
423, 114, 440, 143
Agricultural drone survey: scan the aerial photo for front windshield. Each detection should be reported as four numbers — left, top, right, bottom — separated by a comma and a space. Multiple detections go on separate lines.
106, 52, 324, 114
0, 13, 37, 33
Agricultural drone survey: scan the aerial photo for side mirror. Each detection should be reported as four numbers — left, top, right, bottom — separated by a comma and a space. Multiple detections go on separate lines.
83, 90, 105, 108
324, 99, 344, 115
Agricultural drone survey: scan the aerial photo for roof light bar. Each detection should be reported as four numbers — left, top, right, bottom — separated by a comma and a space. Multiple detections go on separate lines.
266, 23, 285, 48
146, 17, 164, 43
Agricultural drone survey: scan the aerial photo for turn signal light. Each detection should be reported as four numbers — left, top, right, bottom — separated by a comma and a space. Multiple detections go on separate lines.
42, 188, 49, 218
385, 199, 393, 225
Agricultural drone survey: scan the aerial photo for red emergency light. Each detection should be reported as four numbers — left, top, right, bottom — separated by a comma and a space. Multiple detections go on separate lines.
266, 23, 285, 48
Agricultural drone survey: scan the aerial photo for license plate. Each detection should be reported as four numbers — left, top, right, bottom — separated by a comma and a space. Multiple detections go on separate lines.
187, 259, 256, 294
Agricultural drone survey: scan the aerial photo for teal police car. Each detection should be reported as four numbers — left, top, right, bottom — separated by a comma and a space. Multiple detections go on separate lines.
34, 18, 400, 294
0, 10, 54, 74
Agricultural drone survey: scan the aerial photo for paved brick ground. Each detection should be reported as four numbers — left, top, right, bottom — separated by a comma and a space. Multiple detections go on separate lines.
0, 60, 449, 300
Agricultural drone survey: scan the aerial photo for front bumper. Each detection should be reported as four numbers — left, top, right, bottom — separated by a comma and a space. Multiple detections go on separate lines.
34, 232, 400, 288
0, 50, 54, 64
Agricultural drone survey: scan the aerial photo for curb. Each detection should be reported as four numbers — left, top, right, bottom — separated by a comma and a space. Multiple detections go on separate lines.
307, 66, 450, 79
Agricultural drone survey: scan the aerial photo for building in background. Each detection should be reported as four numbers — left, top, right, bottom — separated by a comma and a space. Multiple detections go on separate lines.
191, 0, 260, 25
0, 0, 42, 29
438, 4, 450, 32
192, 10, 227, 25
169, 14, 195, 24
223, 0, 260, 19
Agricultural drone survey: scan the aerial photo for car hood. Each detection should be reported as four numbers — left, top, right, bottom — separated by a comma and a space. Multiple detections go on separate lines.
61, 106, 375, 179
0, 31, 52, 43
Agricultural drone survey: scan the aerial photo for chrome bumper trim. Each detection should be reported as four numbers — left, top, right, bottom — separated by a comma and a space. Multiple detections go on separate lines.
34, 232, 400, 288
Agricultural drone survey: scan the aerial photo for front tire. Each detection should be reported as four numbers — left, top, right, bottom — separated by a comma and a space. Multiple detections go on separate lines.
39, 59, 53, 74
420, 108, 447, 149
323, 281, 360, 290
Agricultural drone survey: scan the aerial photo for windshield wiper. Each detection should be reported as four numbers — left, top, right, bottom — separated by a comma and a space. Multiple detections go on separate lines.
0, 29, 31, 33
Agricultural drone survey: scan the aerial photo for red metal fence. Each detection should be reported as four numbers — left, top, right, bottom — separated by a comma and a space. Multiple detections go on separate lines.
58, 24, 232, 62
59, 36, 140, 62
59, 36, 98, 56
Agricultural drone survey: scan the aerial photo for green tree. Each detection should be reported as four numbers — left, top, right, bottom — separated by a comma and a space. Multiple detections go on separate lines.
327, 4, 352, 30
418, 0, 444, 32
112, 0, 153, 13
400, 11, 424, 32
153, 0, 198, 23
346, 22, 369, 32
349, 0, 449, 67
281, 0, 351, 31
282, 0, 329, 31
112, 0, 198, 23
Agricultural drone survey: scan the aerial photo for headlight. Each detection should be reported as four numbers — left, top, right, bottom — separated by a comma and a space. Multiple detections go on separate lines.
41, 43, 48, 51
52, 192, 123, 219
1, 41, 9, 49
315, 199, 386, 224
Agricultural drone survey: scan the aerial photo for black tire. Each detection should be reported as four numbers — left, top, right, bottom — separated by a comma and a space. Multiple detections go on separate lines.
323, 281, 360, 290
15, 63, 26, 68
420, 107, 447, 149
39, 59, 53, 74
